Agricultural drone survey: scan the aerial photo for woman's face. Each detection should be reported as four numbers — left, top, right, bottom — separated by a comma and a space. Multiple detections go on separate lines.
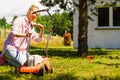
27, 7, 39, 22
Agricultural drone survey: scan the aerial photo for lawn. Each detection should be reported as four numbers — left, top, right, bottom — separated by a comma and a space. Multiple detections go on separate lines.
0, 32, 120, 80
0, 47, 120, 80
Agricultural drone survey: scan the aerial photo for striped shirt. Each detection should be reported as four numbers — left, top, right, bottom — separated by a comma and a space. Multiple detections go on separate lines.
2, 16, 43, 55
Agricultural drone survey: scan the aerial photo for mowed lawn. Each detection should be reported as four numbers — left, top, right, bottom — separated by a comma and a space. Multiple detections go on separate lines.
0, 32, 120, 80
0, 47, 120, 80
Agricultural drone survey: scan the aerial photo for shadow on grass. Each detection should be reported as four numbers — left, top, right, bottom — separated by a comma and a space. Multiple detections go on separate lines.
0, 69, 18, 80
50, 73, 79, 80
93, 61, 120, 68
50, 73, 120, 80
29, 46, 79, 58
29, 46, 111, 58
92, 75, 120, 80
0, 47, 112, 59
0, 76, 10, 80
0, 66, 43, 80
0, 47, 120, 80
88, 48, 111, 55
0, 71, 120, 80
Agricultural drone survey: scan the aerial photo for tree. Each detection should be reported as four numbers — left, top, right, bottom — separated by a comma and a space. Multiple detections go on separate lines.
0, 17, 7, 38
0, 17, 7, 28
36, 12, 73, 36
77, 0, 96, 56
36, 15, 51, 34
53, 12, 73, 36
77, 0, 120, 56
40, 0, 88, 57
78, 0, 88, 57
41, 0, 120, 57
12, 15, 18, 23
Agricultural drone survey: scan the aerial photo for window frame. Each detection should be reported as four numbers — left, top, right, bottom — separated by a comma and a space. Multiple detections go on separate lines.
95, 5, 120, 30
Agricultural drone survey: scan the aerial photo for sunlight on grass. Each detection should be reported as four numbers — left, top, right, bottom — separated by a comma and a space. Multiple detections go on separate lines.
0, 39, 4, 51
1, 48, 120, 80
29, 34, 73, 48
0, 34, 73, 51
1, 34, 120, 79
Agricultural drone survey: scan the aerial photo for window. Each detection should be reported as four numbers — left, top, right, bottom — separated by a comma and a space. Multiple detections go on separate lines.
113, 7, 120, 26
98, 8, 109, 26
98, 7, 120, 27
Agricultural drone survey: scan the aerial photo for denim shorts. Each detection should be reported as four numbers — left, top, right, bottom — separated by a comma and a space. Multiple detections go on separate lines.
4, 48, 27, 67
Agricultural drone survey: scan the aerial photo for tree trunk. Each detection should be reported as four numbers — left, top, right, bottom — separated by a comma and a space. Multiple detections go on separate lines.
78, 0, 88, 57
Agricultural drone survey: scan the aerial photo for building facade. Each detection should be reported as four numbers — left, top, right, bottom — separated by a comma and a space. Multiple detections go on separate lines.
73, 0, 120, 48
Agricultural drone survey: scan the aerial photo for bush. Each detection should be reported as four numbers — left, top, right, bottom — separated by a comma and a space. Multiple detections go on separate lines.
63, 32, 72, 46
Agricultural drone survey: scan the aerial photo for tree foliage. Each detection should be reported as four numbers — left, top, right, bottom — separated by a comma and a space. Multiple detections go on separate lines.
36, 15, 51, 34
36, 12, 73, 37
12, 15, 18, 23
40, 0, 73, 11
53, 12, 73, 36
0, 17, 7, 28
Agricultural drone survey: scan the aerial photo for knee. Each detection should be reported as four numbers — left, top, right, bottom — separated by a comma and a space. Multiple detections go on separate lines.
43, 57, 49, 62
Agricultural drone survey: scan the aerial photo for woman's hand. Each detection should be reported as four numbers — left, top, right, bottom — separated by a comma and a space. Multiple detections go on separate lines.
31, 22, 44, 38
35, 23, 44, 38
36, 23, 44, 30
31, 22, 44, 30
26, 33, 32, 37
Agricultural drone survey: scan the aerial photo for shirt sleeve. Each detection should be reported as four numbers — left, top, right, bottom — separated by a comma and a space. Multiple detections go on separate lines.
31, 29, 44, 42
11, 17, 23, 35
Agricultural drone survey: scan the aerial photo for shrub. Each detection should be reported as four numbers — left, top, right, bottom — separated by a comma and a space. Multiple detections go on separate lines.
63, 32, 72, 46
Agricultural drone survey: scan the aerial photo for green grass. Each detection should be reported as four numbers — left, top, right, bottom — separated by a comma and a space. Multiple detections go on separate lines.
0, 31, 120, 80
1, 47, 120, 80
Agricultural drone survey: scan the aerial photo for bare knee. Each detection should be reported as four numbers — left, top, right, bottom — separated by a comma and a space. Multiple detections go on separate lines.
43, 57, 49, 62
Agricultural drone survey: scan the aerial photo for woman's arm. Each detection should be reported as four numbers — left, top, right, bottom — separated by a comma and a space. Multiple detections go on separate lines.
34, 23, 44, 38
14, 33, 32, 37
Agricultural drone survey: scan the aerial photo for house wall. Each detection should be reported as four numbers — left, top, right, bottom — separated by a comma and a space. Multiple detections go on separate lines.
73, 0, 120, 49
73, 0, 79, 48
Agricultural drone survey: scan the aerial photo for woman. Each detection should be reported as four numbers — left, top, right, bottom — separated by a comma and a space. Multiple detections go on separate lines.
0, 5, 53, 75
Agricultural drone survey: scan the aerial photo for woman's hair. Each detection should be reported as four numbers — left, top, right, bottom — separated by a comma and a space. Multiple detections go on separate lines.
28, 5, 39, 11
28, 4, 40, 16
